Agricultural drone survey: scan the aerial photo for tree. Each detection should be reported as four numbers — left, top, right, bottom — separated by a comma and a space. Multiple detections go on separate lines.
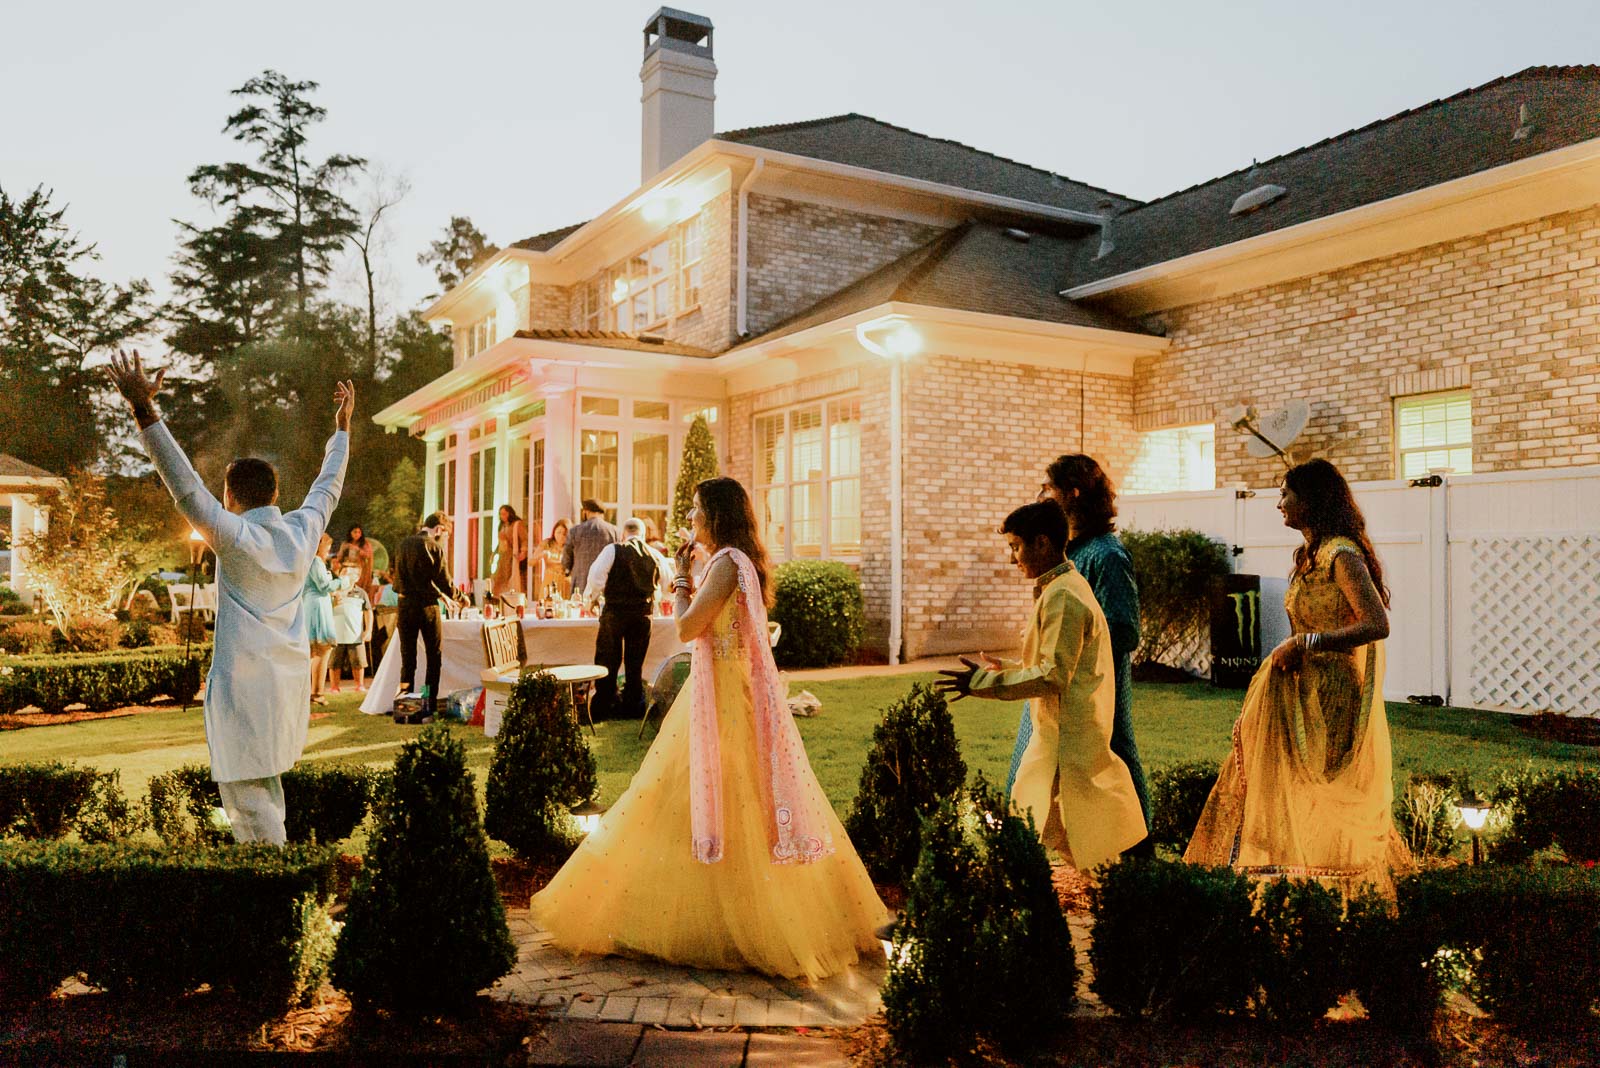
365, 455, 422, 558
667, 413, 718, 550
0, 185, 153, 473
418, 216, 498, 294
186, 70, 365, 319
346, 169, 409, 377
17, 470, 163, 644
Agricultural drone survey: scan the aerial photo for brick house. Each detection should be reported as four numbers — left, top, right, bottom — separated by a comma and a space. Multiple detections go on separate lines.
374, 9, 1600, 660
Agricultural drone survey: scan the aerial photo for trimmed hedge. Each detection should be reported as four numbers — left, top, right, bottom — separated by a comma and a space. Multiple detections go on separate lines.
0, 762, 143, 842
1489, 767, 1600, 864
149, 763, 385, 847
1147, 761, 1219, 853
484, 670, 598, 862
0, 841, 338, 1008
0, 644, 209, 714
1120, 528, 1230, 669
769, 560, 866, 668
844, 683, 967, 884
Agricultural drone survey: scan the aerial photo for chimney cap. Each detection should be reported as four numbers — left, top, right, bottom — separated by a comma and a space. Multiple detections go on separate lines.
644, 8, 714, 59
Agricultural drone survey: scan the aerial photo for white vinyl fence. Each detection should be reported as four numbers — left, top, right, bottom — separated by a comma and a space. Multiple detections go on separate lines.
1121, 464, 1600, 715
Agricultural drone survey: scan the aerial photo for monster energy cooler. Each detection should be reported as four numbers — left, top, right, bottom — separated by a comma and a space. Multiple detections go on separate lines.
1211, 573, 1262, 688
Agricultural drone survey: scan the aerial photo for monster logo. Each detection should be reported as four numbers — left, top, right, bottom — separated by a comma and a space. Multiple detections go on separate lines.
1227, 589, 1260, 651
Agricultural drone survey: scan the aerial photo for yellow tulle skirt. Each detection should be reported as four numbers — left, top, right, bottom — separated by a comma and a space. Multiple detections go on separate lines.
531, 658, 888, 980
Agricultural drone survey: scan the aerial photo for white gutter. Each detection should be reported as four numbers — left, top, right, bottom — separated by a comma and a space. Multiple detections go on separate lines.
735, 156, 766, 338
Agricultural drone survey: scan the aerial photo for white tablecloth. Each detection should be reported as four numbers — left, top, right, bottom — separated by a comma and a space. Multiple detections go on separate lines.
360, 615, 686, 714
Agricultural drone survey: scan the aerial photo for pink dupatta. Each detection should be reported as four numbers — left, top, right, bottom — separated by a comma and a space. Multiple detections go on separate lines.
688, 547, 835, 866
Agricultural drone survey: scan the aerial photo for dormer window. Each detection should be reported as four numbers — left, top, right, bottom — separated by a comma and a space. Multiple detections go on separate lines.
464, 310, 497, 358
581, 212, 707, 332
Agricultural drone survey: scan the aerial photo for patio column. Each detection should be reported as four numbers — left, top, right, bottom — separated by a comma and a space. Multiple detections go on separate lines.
422, 436, 440, 515
452, 429, 471, 584
542, 386, 576, 530
9, 494, 40, 602
493, 416, 511, 516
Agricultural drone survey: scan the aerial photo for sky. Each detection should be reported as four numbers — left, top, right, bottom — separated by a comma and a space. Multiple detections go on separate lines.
5, 0, 1599, 321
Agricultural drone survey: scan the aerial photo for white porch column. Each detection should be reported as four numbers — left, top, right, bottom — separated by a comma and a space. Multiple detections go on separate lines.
422, 436, 440, 515
543, 388, 576, 529
493, 416, 512, 515
452, 429, 471, 585
9, 495, 42, 603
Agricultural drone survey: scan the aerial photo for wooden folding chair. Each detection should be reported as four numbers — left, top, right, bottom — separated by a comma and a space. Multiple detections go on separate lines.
479, 617, 524, 707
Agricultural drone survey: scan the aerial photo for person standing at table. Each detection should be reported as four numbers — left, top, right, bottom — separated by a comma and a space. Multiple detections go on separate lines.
491, 504, 526, 602
105, 349, 352, 846
586, 517, 672, 719
393, 511, 463, 718
537, 519, 571, 598
563, 499, 619, 597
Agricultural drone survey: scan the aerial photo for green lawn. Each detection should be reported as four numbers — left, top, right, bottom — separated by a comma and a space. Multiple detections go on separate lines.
4, 677, 1592, 820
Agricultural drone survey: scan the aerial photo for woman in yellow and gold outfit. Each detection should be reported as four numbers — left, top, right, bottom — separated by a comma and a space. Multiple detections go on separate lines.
1186, 459, 1411, 895
532, 478, 886, 980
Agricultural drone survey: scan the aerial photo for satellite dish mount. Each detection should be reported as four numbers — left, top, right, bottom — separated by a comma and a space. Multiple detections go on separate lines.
1222, 400, 1310, 468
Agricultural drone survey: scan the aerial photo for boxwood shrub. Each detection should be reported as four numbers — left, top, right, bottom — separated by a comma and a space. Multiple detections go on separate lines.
149, 763, 385, 847
0, 644, 209, 714
1120, 528, 1230, 669
0, 841, 338, 1008
769, 560, 865, 668
1488, 767, 1600, 864
1147, 760, 1219, 853
484, 670, 598, 862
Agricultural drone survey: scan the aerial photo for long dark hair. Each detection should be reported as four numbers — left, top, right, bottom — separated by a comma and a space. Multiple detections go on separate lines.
695, 477, 773, 608
345, 524, 366, 546
499, 503, 521, 525
1045, 454, 1117, 539
1283, 458, 1390, 607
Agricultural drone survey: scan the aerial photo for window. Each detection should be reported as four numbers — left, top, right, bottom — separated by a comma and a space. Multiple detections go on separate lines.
465, 310, 497, 358
634, 400, 670, 420
580, 429, 619, 522
467, 442, 497, 580
1396, 391, 1472, 479
753, 396, 863, 560
509, 400, 545, 427
1125, 424, 1216, 494
680, 213, 703, 310
434, 434, 457, 516
632, 431, 670, 538
529, 438, 545, 536
682, 404, 719, 426
580, 396, 620, 417
578, 214, 706, 333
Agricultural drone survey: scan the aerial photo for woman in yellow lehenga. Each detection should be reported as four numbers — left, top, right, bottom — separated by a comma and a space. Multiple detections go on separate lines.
532, 477, 887, 980
1186, 459, 1411, 895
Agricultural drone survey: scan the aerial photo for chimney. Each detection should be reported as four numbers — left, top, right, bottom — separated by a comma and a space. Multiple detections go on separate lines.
640, 8, 716, 183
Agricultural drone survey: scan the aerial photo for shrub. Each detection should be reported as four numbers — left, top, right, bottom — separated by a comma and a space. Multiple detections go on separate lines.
333, 725, 516, 1013
1344, 885, 1444, 1035
70, 618, 123, 652
884, 777, 1080, 1062
0, 584, 26, 615
1120, 529, 1230, 669
0, 644, 207, 714
0, 619, 57, 655
119, 618, 178, 649
770, 560, 865, 668
484, 671, 598, 861
0, 762, 98, 839
1147, 760, 1218, 853
74, 770, 146, 843
1489, 767, 1600, 864
149, 763, 384, 847
844, 683, 967, 884
1250, 877, 1345, 1027
1392, 770, 1464, 861
0, 841, 337, 1008
1089, 857, 1258, 1020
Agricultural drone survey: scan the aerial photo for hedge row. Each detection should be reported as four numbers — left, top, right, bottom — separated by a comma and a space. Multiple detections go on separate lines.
1088, 858, 1600, 1033
0, 763, 142, 842
148, 763, 386, 847
0, 644, 209, 714
0, 841, 338, 1008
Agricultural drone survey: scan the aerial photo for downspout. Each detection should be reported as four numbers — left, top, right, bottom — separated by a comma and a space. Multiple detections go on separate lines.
735, 157, 765, 337
888, 357, 903, 665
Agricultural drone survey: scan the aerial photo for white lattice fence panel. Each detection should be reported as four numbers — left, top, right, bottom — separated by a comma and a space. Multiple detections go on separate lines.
1469, 537, 1600, 714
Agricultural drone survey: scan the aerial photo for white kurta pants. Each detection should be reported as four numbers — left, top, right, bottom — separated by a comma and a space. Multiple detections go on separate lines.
218, 776, 286, 846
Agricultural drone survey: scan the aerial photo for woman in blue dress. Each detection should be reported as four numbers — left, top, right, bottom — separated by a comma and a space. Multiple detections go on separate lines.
1010, 454, 1151, 852
304, 532, 342, 706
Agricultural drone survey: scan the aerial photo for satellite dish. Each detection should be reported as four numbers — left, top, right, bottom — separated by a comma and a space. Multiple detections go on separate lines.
1243, 400, 1310, 459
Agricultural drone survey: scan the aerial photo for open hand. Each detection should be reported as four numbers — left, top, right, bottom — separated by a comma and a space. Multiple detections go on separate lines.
1269, 636, 1305, 673
334, 380, 355, 433
934, 656, 984, 702
104, 349, 166, 428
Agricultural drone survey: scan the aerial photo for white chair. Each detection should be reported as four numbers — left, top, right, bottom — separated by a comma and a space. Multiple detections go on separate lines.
478, 617, 524, 737
168, 586, 193, 625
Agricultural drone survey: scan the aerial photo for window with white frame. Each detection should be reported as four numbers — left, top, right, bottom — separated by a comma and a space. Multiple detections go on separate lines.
578, 214, 705, 333
465, 310, 497, 358
753, 397, 862, 560
466, 420, 498, 580
1124, 424, 1216, 494
1395, 390, 1472, 479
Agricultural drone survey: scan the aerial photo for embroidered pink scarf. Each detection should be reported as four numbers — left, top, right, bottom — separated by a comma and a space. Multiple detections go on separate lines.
688, 547, 835, 866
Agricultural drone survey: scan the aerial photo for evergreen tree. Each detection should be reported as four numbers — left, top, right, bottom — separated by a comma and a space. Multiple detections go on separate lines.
0, 185, 153, 473
365, 456, 423, 560
418, 216, 499, 294
332, 724, 515, 1013
484, 671, 599, 862
667, 413, 718, 550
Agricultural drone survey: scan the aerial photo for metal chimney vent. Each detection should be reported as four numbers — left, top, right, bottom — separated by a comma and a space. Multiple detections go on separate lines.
1230, 184, 1288, 216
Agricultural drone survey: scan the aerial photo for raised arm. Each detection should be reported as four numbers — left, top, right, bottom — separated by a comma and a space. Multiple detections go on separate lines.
106, 350, 245, 551
296, 381, 354, 533
967, 587, 1089, 701
673, 553, 738, 644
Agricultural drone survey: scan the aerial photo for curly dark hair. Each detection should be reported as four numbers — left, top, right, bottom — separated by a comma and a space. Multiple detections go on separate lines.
695, 477, 774, 608
1283, 458, 1390, 607
1044, 454, 1117, 539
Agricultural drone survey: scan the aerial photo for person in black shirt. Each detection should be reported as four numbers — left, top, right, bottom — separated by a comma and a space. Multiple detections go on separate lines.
393, 511, 462, 715
586, 517, 670, 719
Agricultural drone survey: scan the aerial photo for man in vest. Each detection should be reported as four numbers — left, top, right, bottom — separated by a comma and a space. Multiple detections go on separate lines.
585, 517, 672, 719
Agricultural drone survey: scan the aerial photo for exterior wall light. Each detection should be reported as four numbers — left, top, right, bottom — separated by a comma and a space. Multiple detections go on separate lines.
855, 320, 922, 360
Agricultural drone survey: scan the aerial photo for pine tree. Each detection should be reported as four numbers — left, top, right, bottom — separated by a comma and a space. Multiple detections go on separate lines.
484, 671, 599, 862
667, 414, 719, 550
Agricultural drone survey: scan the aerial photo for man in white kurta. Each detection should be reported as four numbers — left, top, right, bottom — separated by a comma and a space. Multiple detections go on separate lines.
108, 350, 353, 845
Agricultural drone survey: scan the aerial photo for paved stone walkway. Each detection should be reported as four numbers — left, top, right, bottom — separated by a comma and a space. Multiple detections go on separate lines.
523, 1021, 853, 1067
491, 910, 887, 1029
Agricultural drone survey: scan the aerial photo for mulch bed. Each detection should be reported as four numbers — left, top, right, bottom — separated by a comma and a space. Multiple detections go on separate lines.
1514, 710, 1600, 746
0, 697, 194, 731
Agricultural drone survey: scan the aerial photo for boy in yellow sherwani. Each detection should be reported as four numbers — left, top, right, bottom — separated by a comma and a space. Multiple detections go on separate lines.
937, 501, 1147, 871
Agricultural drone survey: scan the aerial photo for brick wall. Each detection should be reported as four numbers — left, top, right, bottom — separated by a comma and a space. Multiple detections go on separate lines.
1133, 205, 1600, 486
745, 195, 945, 336
527, 283, 571, 331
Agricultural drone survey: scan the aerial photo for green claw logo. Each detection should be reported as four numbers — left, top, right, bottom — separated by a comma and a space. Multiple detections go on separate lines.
1227, 590, 1260, 650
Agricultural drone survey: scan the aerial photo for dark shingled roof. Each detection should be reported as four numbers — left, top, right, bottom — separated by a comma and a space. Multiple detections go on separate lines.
717, 114, 1139, 217
513, 328, 715, 358
511, 220, 588, 252
1068, 66, 1600, 287
738, 222, 1153, 349
0, 454, 60, 481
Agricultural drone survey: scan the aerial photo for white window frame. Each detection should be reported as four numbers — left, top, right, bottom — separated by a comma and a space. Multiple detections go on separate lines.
1395, 389, 1473, 480
574, 395, 721, 532
578, 213, 706, 333
465, 310, 497, 358
752, 395, 863, 562
1125, 423, 1216, 495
